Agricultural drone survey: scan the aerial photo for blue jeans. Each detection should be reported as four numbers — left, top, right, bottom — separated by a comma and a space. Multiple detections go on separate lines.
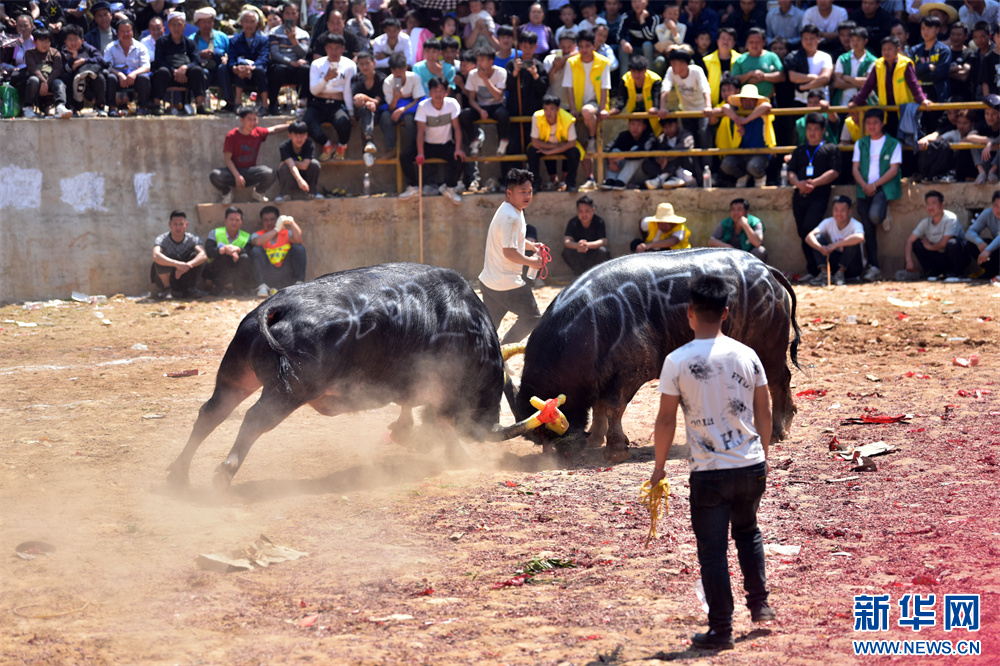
689, 461, 768, 635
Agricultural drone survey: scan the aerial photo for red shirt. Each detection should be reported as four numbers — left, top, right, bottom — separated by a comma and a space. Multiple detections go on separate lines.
224, 126, 269, 169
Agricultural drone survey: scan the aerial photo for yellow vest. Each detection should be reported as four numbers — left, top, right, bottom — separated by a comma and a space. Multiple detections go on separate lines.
645, 221, 692, 249
874, 54, 915, 106
844, 116, 867, 143
714, 101, 776, 149
702, 50, 723, 106
623, 69, 662, 135
534, 108, 585, 158
567, 52, 611, 111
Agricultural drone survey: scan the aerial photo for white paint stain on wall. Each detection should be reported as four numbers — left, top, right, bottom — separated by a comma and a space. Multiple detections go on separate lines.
0, 166, 43, 210
60, 172, 108, 212
134, 172, 155, 207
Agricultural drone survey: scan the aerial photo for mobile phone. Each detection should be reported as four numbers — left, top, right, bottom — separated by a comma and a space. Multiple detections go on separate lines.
284, 18, 295, 30
553, 49, 563, 59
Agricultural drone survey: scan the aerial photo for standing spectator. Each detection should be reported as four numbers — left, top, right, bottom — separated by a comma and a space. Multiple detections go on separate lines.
970, 21, 992, 100
462, 45, 509, 155
785, 25, 833, 107
832, 26, 876, 106
850, 35, 927, 137
381, 51, 423, 158
947, 22, 975, 102
307, 32, 356, 161
901, 190, 969, 279
564, 29, 611, 188
967, 93, 1000, 183
681, 0, 718, 47
610, 54, 661, 135
717, 84, 774, 187
203, 205, 254, 295
345, 0, 374, 53
60, 23, 107, 115
702, 26, 736, 106
615, 0, 657, 77
978, 18, 1000, 97
766, 0, 803, 50
505, 30, 548, 173
965, 189, 1000, 278
275, 120, 323, 201
912, 14, 951, 104
850, 0, 893, 47
708, 197, 767, 262
731, 28, 784, 100
84, 1, 114, 54
22, 28, 72, 118
103, 19, 150, 116
561, 194, 610, 276
228, 8, 270, 115
890, 21, 912, 59
250, 206, 307, 298
372, 15, 411, 69
851, 108, 902, 281
523, 3, 553, 56
267, 1, 310, 116
150, 210, 207, 299
804, 195, 866, 285
527, 93, 582, 191
192, 7, 230, 113
209, 106, 287, 203
648, 272, 775, 653
351, 50, 386, 159
768, 36, 797, 145
802, 0, 848, 44
725, 0, 766, 49
788, 112, 842, 283
658, 49, 711, 180
151, 11, 209, 115
140, 16, 162, 62
643, 116, 697, 189
600, 116, 655, 189
403, 76, 465, 203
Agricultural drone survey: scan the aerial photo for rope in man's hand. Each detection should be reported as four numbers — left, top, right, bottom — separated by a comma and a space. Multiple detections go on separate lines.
639, 478, 670, 548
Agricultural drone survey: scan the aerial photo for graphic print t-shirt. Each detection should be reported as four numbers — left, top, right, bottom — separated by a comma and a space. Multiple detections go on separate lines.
658, 336, 768, 472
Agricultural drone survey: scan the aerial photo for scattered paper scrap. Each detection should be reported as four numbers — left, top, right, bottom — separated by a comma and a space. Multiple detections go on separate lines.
165, 369, 199, 378
763, 544, 801, 557
888, 296, 924, 308
196, 534, 308, 573
368, 614, 414, 623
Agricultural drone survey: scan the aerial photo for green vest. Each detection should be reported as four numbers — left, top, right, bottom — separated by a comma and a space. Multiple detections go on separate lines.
718, 214, 764, 252
832, 50, 877, 106
208, 227, 250, 263
856, 134, 901, 201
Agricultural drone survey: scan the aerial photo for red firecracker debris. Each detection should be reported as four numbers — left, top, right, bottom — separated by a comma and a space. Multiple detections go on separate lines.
911, 575, 940, 586
896, 312, 909, 320
299, 614, 319, 627
492, 574, 530, 589
796, 389, 828, 399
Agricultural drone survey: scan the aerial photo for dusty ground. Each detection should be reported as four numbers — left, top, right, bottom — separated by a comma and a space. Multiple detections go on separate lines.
1, 280, 998, 666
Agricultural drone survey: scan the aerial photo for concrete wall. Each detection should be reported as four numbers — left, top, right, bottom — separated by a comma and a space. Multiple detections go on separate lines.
1, 117, 993, 302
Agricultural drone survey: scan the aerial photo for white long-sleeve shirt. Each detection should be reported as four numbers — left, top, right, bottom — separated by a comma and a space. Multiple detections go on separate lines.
309, 55, 356, 113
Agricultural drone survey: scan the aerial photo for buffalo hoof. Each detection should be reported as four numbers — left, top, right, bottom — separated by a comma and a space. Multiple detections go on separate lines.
603, 446, 631, 464
165, 461, 190, 488
212, 468, 233, 492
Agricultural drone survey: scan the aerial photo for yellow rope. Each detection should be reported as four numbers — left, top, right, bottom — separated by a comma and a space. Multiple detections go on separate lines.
639, 479, 670, 548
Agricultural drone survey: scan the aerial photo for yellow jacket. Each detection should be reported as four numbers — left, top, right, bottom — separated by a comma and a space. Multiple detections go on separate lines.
715, 101, 776, 149
533, 108, 585, 158
622, 69, 662, 135
874, 54, 915, 106
567, 52, 611, 111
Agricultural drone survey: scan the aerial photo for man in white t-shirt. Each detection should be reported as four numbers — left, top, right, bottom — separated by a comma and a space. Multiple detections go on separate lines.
459, 46, 511, 157
804, 195, 866, 285
401, 76, 466, 205
649, 273, 774, 652
902, 190, 969, 279
802, 0, 848, 42
787, 25, 833, 106
658, 48, 712, 181
307, 33, 357, 161
478, 169, 546, 345
851, 108, 901, 281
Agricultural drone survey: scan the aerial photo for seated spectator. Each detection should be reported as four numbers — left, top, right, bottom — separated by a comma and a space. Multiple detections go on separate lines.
707, 197, 767, 262
851, 108, 901, 281
351, 50, 385, 159
3, 15, 34, 100
380, 51, 423, 157
561, 194, 611, 275
150, 210, 207, 299
642, 115, 697, 189
266, 1, 310, 116
527, 93, 583, 192
203, 205, 254, 294
275, 120, 322, 201
785, 25, 833, 108
140, 17, 162, 62
493, 24, 520, 68
966, 94, 1000, 183
615, 0, 657, 78
37, 0, 66, 46
680, 0, 719, 50
373, 16, 410, 69
609, 54, 661, 135
505, 30, 548, 171
308, 32, 356, 161
401, 76, 465, 204
59, 23, 107, 115
151, 11, 209, 115
899, 190, 968, 280
462, 45, 510, 156
543, 31, 576, 105
103, 19, 151, 116
192, 7, 231, 113
918, 108, 975, 182
250, 206, 307, 298
345, 0, 374, 53
22, 28, 72, 118
593, 24, 619, 73
523, 3, 553, 57
804, 195, 866, 286
209, 106, 288, 203
718, 83, 774, 187
413, 39, 455, 91
653, 2, 686, 74
229, 8, 270, 115
84, 1, 115, 55
630, 202, 691, 253
731, 28, 784, 101
310, 10, 361, 60
788, 112, 841, 283
600, 116, 655, 190
849, 35, 927, 137
657, 49, 712, 175
794, 89, 839, 144
965, 189, 1000, 279
832, 26, 875, 106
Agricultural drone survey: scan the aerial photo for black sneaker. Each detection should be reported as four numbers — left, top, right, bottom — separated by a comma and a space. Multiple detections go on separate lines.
751, 602, 777, 622
600, 178, 618, 190
691, 630, 735, 650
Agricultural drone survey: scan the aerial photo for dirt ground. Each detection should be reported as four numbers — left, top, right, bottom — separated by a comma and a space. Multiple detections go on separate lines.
1, 279, 998, 666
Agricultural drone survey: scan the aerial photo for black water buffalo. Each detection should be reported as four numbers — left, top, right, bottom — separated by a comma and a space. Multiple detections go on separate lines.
510, 248, 801, 462
167, 263, 523, 489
